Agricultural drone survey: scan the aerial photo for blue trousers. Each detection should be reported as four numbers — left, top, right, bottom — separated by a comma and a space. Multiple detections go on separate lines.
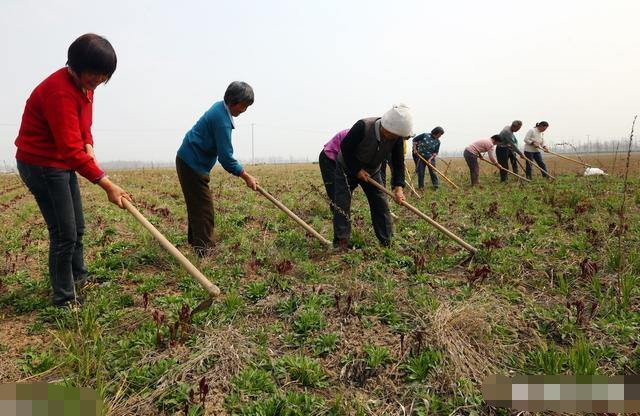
416, 155, 439, 189
17, 161, 87, 305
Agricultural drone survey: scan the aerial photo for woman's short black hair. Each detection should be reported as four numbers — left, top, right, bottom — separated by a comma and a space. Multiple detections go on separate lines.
491, 134, 501, 143
536, 121, 549, 128
66, 33, 117, 81
431, 126, 444, 136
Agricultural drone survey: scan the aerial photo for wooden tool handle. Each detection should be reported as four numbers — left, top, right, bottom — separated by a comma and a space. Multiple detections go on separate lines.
256, 185, 332, 246
521, 153, 556, 179
545, 149, 591, 167
417, 153, 459, 189
365, 178, 477, 254
478, 155, 531, 182
123, 199, 221, 297
403, 167, 421, 198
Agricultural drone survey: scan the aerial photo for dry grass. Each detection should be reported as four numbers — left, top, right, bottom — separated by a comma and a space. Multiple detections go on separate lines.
107, 327, 251, 416
423, 292, 539, 387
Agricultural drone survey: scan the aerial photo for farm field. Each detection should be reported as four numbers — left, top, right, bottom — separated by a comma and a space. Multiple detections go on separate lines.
1, 153, 639, 415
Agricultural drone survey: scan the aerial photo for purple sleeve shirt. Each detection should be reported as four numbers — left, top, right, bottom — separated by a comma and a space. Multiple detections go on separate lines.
322, 129, 350, 161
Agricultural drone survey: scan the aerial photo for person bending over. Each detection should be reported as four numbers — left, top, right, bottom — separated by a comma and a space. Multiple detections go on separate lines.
332, 104, 412, 249
497, 120, 525, 182
463, 135, 500, 186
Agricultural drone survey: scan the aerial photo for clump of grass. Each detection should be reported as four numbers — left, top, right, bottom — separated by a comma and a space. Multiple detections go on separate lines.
527, 343, 567, 374
568, 337, 599, 375
292, 307, 325, 335
231, 367, 276, 397
221, 291, 244, 321
312, 333, 339, 356
235, 391, 325, 415
401, 348, 443, 382
19, 347, 58, 375
276, 354, 326, 387
363, 344, 392, 369
618, 272, 637, 309
276, 295, 299, 316
245, 280, 269, 302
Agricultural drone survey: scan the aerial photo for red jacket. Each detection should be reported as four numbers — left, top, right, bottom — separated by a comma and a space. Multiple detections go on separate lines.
15, 67, 105, 182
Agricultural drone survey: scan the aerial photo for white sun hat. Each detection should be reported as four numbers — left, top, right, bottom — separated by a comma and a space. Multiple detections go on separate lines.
381, 104, 413, 137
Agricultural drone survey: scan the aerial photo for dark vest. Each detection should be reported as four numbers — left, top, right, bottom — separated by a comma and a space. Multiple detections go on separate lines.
338, 117, 399, 175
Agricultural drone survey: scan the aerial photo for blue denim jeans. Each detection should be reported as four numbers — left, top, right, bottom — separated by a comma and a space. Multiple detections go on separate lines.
17, 161, 87, 305
416, 154, 439, 189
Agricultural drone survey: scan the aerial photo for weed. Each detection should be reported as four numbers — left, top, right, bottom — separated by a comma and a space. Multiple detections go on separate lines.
312, 333, 339, 356
19, 347, 57, 375
245, 280, 269, 302
527, 343, 567, 374
292, 306, 325, 335
231, 367, 276, 397
568, 337, 599, 375
221, 291, 244, 321
401, 348, 443, 382
275, 294, 299, 316
363, 344, 391, 369
235, 391, 325, 416
618, 272, 637, 309
276, 354, 326, 387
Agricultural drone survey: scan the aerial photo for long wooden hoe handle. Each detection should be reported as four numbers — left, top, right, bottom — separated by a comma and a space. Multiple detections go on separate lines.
478, 155, 531, 182
521, 153, 556, 180
543, 148, 591, 167
438, 157, 452, 175
365, 178, 477, 254
404, 167, 421, 198
123, 199, 221, 297
416, 153, 459, 189
255, 185, 332, 247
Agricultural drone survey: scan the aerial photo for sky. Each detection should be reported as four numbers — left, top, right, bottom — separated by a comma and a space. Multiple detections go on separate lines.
1, 0, 639, 166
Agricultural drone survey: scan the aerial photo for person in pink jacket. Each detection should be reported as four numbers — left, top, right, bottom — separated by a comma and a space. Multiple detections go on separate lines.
463, 135, 500, 186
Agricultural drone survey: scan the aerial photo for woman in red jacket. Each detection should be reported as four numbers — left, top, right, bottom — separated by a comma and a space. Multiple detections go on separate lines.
15, 33, 130, 308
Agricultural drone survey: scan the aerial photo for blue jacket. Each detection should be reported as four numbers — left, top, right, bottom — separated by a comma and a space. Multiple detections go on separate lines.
177, 101, 243, 175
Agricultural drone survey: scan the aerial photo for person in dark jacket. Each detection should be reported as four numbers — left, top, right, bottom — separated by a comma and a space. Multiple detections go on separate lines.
14, 33, 130, 308
496, 120, 525, 182
333, 104, 412, 249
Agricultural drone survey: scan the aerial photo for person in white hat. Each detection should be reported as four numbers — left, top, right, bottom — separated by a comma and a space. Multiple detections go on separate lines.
332, 104, 412, 249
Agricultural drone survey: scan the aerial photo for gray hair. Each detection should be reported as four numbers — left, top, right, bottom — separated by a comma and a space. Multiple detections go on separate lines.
511, 120, 523, 127
224, 81, 254, 106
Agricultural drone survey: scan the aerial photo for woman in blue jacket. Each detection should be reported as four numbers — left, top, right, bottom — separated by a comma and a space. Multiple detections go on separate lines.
176, 81, 257, 256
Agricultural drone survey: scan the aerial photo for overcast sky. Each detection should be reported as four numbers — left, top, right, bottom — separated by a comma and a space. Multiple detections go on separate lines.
1, 0, 639, 165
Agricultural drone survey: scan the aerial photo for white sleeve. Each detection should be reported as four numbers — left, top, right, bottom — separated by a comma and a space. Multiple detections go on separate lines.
524, 129, 534, 145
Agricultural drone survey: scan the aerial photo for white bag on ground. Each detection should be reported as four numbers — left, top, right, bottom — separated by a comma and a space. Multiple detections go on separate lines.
584, 167, 607, 176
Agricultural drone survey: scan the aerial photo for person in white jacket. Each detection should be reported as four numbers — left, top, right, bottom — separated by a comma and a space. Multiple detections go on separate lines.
523, 121, 550, 179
